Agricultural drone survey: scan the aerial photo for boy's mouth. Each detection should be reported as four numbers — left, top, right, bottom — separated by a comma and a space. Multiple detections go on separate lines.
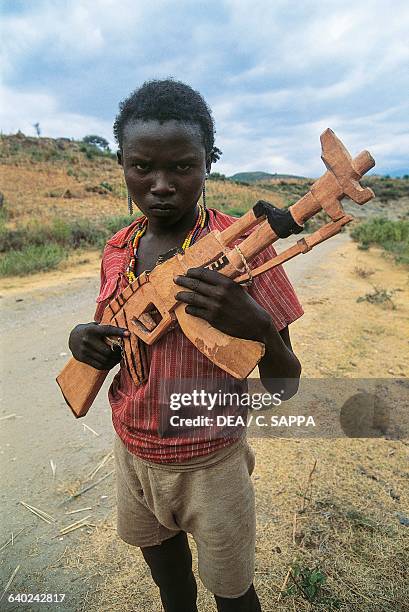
150, 201, 175, 210
149, 203, 176, 216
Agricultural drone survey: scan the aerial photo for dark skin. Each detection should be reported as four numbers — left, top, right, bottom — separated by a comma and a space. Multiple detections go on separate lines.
69, 119, 301, 397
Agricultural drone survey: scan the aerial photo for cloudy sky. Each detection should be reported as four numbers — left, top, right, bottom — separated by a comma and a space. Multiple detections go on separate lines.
1, 0, 408, 176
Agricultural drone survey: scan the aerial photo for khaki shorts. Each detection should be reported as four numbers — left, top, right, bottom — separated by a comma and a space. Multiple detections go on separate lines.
114, 434, 256, 598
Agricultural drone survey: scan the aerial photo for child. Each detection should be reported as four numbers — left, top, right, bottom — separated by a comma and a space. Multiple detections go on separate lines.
69, 79, 303, 612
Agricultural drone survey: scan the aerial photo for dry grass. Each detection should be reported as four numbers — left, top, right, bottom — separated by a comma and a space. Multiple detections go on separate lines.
62, 438, 409, 611
354, 266, 376, 279
1, 160, 281, 228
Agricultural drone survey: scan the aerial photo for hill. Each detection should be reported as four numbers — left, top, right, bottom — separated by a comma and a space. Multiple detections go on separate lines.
1, 133, 407, 225
0, 133, 286, 225
0, 132, 407, 276
230, 171, 306, 183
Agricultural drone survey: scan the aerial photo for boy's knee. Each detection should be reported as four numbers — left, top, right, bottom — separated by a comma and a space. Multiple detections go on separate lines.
141, 532, 193, 583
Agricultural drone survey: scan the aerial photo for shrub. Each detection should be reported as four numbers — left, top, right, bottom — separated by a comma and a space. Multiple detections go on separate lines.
69, 220, 106, 248
0, 226, 27, 252
351, 218, 409, 264
0, 244, 68, 276
83, 134, 110, 151
225, 207, 244, 217
100, 181, 113, 192
209, 172, 226, 181
0, 214, 144, 257
79, 143, 97, 160
103, 214, 140, 235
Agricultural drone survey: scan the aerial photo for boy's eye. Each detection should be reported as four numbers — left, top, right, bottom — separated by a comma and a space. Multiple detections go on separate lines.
176, 164, 191, 172
134, 163, 150, 171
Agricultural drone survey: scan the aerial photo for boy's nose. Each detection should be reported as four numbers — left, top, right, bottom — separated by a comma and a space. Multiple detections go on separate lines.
150, 171, 176, 196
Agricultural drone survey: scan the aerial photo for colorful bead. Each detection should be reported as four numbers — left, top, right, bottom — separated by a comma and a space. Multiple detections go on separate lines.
125, 203, 207, 284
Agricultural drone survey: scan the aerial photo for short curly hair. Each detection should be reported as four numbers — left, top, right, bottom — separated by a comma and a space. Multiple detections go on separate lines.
113, 79, 221, 163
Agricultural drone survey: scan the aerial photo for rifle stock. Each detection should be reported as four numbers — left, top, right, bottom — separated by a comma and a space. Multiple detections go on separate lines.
56, 359, 109, 417
174, 303, 265, 378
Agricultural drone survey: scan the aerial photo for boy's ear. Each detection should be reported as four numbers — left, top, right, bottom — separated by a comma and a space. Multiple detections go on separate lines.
117, 150, 122, 166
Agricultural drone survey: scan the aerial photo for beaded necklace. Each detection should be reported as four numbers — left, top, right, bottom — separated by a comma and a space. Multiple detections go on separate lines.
125, 202, 207, 284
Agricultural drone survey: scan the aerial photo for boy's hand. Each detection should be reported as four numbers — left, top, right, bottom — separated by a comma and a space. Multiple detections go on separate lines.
69, 322, 129, 370
174, 267, 272, 343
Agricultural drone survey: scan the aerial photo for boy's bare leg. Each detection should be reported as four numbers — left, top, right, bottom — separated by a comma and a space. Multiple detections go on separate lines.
141, 531, 198, 612
214, 584, 262, 612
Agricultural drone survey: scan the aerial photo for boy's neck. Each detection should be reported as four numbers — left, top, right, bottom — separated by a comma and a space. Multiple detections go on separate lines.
145, 204, 200, 241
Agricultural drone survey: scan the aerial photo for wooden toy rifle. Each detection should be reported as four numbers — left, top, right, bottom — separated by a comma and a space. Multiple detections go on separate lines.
57, 129, 375, 417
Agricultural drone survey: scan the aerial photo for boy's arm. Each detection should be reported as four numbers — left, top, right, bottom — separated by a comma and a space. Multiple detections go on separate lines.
68, 249, 128, 370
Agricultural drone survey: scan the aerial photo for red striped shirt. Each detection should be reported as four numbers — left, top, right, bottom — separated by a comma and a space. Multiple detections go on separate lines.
95, 208, 304, 462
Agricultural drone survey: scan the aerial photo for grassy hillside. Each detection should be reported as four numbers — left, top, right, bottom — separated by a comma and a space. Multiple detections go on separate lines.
1, 133, 408, 223
1, 133, 408, 275
0, 133, 282, 225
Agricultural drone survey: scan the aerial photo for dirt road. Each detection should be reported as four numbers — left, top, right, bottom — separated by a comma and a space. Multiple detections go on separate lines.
1, 231, 408, 611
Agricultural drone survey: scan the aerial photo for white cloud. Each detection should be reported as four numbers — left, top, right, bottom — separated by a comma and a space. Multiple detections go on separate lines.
216, 102, 409, 177
0, 0, 408, 174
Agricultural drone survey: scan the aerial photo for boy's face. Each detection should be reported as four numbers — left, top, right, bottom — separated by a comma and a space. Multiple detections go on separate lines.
120, 119, 208, 226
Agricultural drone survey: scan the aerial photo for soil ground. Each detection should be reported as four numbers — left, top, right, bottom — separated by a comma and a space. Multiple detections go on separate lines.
0, 232, 408, 611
